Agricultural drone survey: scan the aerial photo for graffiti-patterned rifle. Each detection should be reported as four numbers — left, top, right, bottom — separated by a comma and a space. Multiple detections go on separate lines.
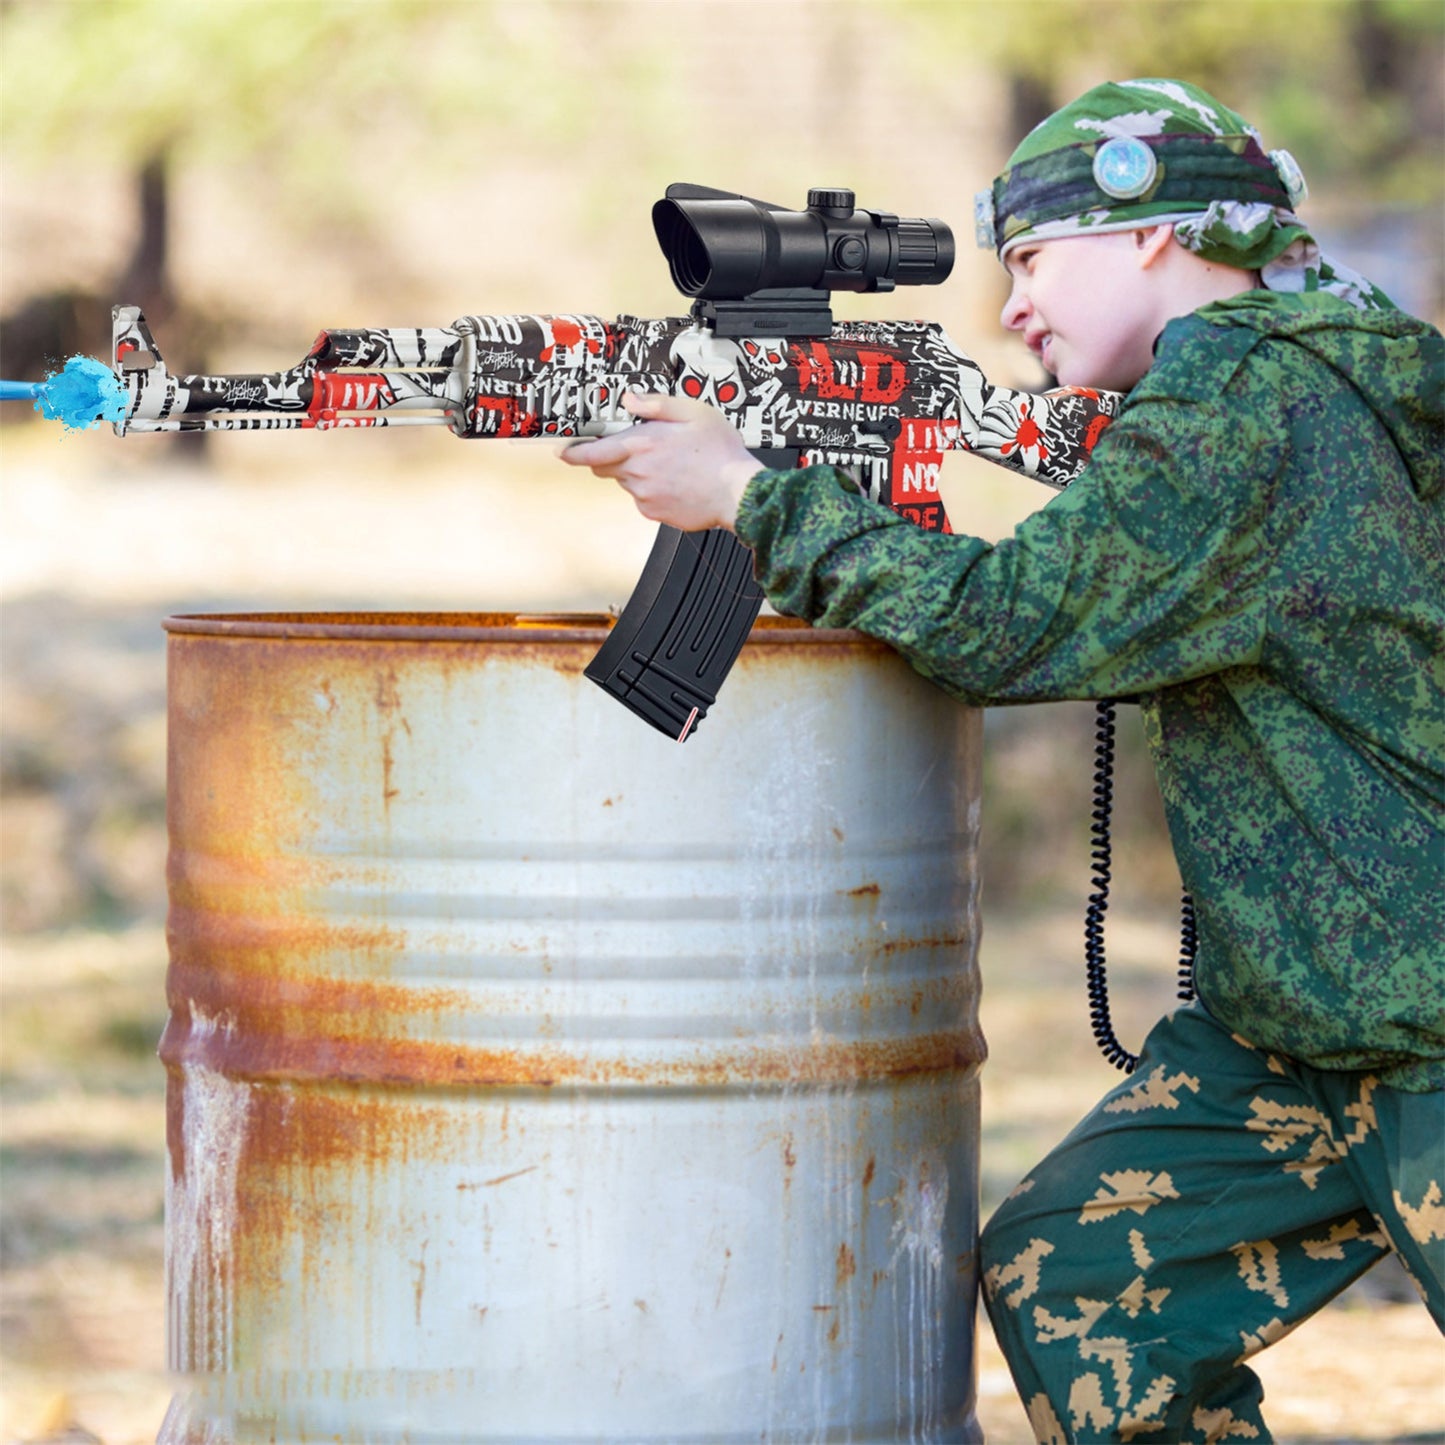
113, 184, 1120, 740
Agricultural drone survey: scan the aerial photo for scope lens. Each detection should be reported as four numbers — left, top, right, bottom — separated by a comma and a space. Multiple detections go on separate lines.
654, 198, 775, 299
654, 202, 712, 295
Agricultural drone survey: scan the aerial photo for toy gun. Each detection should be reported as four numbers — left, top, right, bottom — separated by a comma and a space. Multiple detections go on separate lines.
102, 184, 1120, 739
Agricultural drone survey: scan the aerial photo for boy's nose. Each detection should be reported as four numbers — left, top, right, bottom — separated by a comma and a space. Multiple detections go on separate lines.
1000, 283, 1030, 332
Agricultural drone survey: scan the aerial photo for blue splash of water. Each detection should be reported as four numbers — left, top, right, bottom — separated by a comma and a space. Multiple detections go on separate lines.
35, 356, 129, 431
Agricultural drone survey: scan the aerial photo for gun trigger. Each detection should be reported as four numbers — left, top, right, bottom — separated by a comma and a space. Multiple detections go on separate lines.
858, 415, 902, 443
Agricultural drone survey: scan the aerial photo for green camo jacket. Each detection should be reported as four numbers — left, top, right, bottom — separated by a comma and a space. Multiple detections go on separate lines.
735, 291, 1444, 1092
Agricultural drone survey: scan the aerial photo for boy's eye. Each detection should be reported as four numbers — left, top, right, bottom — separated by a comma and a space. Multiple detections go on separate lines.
1007, 247, 1038, 278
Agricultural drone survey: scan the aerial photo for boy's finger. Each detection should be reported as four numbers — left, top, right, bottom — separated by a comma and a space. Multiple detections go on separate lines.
561, 434, 632, 467
621, 391, 663, 419
624, 391, 711, 423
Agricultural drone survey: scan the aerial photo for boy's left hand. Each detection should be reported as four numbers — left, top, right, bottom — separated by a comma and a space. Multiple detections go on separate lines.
560, 393, 761, 533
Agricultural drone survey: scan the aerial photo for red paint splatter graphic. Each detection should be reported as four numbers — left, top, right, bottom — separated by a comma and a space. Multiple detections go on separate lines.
1002, 403, 1049, 461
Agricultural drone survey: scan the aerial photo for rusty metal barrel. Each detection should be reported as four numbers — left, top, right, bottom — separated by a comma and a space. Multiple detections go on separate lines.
158, 612, 985, 1443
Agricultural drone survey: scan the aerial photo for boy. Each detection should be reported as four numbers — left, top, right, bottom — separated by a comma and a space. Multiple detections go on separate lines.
563, 79, 1443, 1441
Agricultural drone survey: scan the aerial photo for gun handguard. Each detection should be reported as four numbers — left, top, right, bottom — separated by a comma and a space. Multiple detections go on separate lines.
112, 304, 1120, 738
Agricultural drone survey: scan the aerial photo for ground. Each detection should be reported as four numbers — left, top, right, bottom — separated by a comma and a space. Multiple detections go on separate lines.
1, 919, 1439, 1444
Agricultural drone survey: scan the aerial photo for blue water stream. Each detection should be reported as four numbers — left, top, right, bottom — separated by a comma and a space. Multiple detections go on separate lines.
1, 356, 128, 430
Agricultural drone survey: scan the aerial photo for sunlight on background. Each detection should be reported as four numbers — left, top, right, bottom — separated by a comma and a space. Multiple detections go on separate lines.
1, 3, 1441, 1441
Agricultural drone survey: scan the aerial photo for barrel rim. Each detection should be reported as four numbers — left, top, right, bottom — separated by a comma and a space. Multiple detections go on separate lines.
161, 612, 876, 646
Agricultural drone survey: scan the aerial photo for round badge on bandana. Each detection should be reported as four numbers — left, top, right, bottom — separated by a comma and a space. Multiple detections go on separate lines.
1092, 135, 1158, 200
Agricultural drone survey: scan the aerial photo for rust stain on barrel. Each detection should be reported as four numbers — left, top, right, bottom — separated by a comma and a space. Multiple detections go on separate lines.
162, 610, 984, 1411
164, 993, 983, 1092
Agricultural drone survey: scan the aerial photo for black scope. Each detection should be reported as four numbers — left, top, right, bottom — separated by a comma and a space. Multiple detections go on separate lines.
653, 184, 955, 301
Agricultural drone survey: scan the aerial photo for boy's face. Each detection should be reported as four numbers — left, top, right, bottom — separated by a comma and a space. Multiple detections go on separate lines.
1000, 231, 1165, 393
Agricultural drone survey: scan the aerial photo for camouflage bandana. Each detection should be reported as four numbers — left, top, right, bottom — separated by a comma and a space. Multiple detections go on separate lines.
977, 79, 1393, 310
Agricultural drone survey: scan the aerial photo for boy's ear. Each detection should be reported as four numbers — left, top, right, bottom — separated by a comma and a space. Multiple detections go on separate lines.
1134, 225, 1176, 269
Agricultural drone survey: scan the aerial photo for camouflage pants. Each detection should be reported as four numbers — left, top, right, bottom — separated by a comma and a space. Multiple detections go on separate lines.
980, 1001, 1445, 1443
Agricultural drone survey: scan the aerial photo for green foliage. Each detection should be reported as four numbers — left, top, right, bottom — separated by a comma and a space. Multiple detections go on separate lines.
3, 0, 1437, 306
0, 1, 670, 215
904, 0, 1311, 91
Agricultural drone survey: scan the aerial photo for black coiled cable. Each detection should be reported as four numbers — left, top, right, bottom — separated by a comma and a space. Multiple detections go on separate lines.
1085, 700, 1197, 1073
1176, 891, 1199, 1003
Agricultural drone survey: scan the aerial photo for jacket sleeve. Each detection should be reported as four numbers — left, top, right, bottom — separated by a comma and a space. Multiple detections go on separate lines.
733, 391, 1281, 706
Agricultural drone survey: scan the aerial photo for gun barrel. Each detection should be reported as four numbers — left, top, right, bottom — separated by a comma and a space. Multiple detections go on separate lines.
120, 408, 459, 433
112, 305, 468, 434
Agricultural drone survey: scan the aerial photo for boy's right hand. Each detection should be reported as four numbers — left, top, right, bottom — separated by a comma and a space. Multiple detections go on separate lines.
560, 392, 761, 533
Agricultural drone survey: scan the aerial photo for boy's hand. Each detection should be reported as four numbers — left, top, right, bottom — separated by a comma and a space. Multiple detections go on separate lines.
560, 393, 761, 533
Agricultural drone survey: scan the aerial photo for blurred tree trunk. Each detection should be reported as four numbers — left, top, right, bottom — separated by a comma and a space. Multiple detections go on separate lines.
1352, 0, 1409, 93
115, 148, 176, 324
1007, 72, 1056, 149
0, 148, 175, 379
0, 144, 212, 453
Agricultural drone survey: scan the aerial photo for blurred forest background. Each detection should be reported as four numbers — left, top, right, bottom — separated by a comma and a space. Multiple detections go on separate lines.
1, 2, 1442, 1442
